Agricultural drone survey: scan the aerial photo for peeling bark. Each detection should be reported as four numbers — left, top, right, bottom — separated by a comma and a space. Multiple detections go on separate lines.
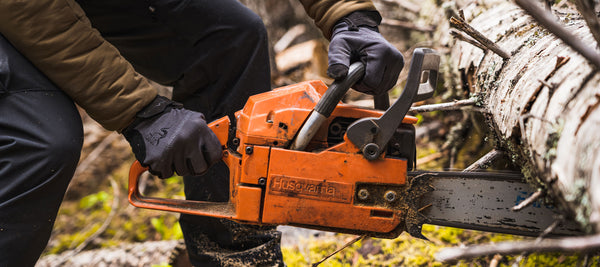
448, 1, 600, 232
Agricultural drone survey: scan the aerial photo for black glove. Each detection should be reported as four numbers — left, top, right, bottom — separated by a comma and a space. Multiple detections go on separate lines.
327, 11, 404, 95
123, 96, 222, 178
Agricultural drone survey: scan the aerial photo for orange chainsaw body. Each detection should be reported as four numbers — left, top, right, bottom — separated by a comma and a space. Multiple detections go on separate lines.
129, 80, 418, 236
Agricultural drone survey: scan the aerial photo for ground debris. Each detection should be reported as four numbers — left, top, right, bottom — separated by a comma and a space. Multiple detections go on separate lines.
36, 240, 180, 267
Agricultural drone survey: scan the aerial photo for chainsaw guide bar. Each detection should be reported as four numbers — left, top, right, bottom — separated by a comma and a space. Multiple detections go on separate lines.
410, 171, 583, 238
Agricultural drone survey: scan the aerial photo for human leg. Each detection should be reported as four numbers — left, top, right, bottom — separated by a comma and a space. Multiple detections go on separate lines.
150, 4, 282, 264
0, 34, 84, 266
76, 0, 271, 116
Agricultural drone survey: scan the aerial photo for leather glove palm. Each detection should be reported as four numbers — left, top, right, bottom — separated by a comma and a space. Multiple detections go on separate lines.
328, 11, 404, 95
123, 96, 222, 178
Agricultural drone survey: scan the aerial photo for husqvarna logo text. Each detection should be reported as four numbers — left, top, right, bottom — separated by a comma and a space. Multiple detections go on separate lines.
269, 176, 352, 203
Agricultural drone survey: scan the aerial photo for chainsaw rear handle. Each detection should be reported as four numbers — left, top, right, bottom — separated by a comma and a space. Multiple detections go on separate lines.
128, 160, 237, 218
290, 62, 365, 150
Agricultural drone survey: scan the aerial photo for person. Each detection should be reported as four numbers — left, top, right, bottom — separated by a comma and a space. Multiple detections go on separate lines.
0, 0, 404, 266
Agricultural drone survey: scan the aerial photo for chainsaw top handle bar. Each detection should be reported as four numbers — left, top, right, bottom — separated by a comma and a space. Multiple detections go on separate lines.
315, 62, 365, 118
290, 62, 365, 150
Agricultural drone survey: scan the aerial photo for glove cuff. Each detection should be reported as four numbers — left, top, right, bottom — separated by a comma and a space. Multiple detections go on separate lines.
338, 10, 382, 31
123, 95, 183, 145
136, 95, 183, 119
122, 95, 184, 171
124, 95, 183, 129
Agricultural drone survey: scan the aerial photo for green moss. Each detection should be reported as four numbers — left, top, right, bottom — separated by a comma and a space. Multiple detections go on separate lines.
79, 191, 109, 210
543, 119, 563, 161
282, 247, 308, 267
150, 216, 183, 240
282, 222, 600, 266
514, 24, 536, 37
523, 27, 550, 48
43, 157, 186, 256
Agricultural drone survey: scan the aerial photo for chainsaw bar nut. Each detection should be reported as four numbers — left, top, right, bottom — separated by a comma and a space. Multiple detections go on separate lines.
363, 143, 380, 160
357, 189, 370, 200
384, 190, 397, 202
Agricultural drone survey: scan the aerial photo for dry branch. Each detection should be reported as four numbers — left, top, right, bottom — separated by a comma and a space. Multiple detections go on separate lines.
37, 240, 180, 267
463, 149, 504, 171
512, 190, 543, 211
537, 219, 563, 240
449, 16, 511, 59
311, 235, 364, 266
410, 97, 477, 113
489, 254, 503, 267
450, 30, 488, 51
436, 234, 600, 262
515, 0, 600, 69
574, 0, 600, 48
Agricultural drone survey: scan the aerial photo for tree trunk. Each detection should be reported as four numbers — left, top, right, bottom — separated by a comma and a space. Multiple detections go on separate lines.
444, 1, 600, 232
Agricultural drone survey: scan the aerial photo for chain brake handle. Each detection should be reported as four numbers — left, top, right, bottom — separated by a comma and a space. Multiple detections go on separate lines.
290, 62, 365, 150
346, 48, 440, 160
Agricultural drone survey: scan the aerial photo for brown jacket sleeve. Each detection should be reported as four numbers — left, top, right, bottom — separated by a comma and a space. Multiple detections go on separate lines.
0, 0, 156, 131
299, 0, 377, 39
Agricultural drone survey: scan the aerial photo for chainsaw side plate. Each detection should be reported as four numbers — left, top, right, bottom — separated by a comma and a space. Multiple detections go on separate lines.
261, 147, 408, 235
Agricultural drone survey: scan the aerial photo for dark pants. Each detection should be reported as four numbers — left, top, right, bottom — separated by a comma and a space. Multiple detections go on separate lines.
0, 0, 282, 266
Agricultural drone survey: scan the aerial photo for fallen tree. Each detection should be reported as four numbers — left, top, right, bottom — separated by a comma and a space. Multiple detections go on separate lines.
440, 0, 600, 234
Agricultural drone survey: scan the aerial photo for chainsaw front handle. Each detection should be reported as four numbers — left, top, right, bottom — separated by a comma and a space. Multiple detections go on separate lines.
290, 61, 365, 150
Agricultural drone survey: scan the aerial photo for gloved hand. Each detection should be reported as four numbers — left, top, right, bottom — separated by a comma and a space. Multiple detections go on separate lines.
327, 11, 404, 95
123, 96, 222, 178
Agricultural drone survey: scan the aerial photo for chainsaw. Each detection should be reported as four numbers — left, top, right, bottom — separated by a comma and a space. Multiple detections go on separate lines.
128, 48, 582, 239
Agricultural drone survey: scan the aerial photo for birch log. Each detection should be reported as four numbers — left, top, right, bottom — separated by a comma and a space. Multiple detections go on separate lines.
448, 1, 600, 232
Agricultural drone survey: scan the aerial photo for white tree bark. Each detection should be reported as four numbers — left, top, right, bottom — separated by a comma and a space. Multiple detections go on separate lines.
447, 1, 600, 232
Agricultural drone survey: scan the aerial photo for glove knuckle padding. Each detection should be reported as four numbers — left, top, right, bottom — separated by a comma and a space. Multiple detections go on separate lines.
124, 101, 222, 178
328, 12, 405, 95
175, 110, 220, 175
144, 109, 184, 178
327, 37, 352, 67
327, 64, 349, 80
204, 133, 223, 164
368, 43, 404, 94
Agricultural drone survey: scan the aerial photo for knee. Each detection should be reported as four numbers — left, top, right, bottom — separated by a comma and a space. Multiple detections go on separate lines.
232, 10, 268, 48
36, 113, 83, 173
44, 129, 83, 169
